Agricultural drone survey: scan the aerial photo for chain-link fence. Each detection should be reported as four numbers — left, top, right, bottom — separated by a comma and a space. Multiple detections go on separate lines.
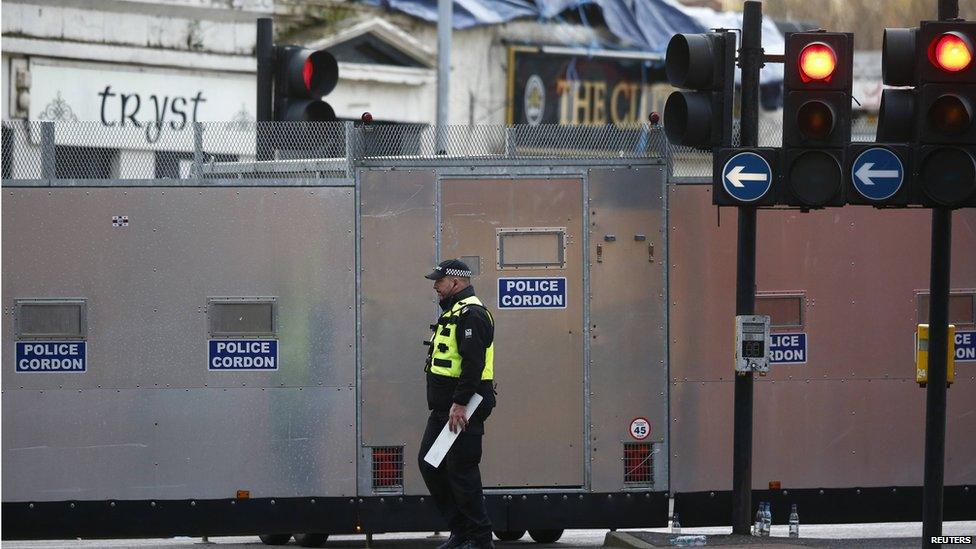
1, 119, 878, 181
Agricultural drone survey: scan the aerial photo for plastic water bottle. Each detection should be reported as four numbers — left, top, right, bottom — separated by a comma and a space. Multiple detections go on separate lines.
671, 512, 681, 534
789, 504, 800, 538
754, 503, 764, 536
762, 502, 772, 537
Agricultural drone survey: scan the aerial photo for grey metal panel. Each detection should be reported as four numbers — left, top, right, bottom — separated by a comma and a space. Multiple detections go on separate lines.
588, 166, 669, 493
2, 387, 357, 501
667, 185, 976, 492
359, 169, 437, 496
670, 377, 976, 491
441, 177, 585, 488
1, 188, 356, 391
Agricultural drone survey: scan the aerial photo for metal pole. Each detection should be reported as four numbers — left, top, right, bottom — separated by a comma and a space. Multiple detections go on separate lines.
921, 7, 956, 547
732, 0, 763, 536
436, 0, 452, 154
256, 17, 273, 161
939, 0, 958, 20
922, 207, 951, 547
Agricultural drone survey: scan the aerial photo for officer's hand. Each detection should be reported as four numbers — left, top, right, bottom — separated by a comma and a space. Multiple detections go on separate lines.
449, 403, 467, 433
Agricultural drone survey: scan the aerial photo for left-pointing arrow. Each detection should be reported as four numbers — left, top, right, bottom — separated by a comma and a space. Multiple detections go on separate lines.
855, 162, 899, 186
726, 165, 768, 188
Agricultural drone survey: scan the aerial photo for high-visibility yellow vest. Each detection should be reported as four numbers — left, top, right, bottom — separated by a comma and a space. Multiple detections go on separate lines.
426, 296, 494, 380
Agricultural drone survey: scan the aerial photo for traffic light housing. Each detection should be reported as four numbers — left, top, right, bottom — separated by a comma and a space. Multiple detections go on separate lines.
663, 31, 735, 150
781, 32, 853, 208
915, 20, 976, 207
273, 45, 339, 122
877, 27, 918, 143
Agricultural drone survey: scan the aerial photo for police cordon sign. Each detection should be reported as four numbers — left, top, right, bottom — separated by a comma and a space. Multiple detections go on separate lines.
498, 277, 566, 309
770, 333, 807, 364
16, 342, 87, 372
209, 340, 278, 371
957, 330, 976, 362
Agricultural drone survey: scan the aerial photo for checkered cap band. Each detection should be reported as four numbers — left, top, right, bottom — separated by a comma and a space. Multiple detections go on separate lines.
444, 267, 471, 277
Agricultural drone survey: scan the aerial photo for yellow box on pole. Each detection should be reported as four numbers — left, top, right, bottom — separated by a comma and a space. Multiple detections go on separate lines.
916, 324, 956, 387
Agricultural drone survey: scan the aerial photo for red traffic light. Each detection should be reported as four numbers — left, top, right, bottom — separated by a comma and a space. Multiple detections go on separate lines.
930, 32, 973, 73
303, 59, 314, 91
799, 43, 837, 83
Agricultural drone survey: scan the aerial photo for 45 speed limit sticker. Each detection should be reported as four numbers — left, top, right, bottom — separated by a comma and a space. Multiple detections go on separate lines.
629, 417, 651, 440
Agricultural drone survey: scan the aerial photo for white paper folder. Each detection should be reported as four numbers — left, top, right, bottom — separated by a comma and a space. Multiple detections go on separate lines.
422, 393, 483, 468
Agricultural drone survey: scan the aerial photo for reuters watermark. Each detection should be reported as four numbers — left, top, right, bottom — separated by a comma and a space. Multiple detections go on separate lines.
930, 536, 973, 545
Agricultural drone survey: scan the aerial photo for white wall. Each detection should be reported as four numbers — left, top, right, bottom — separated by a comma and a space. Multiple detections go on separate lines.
2, 0, 266, 55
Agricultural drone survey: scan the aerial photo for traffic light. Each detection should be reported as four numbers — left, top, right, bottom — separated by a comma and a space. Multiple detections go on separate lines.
273, 45, 339, 122
663, 31, 735, 150
781, 32, 853, 208
915, 20, 976, 207
877, 27, 917, 143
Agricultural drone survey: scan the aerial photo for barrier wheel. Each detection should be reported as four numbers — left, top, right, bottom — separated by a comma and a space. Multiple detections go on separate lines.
294, 533, 329, 547
494, 529, 526, 541
258, 534, 292, 545
528, 529, 563, 543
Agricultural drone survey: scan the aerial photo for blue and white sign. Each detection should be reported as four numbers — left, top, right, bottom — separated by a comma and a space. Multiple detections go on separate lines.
498, 277, 567, 309
722, 152, 772, 202
770, 333, 807, 364
16, 341, 87, 372
956, 330, 976, 362
852, 147, 904, 201
209, 340, 278, 371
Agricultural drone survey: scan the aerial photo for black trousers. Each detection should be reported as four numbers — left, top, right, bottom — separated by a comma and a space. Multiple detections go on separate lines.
418, 413, 492, 544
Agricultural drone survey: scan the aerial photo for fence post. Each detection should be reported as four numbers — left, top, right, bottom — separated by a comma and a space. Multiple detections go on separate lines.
193, 122, 204, 179
344, 121, 357, 177
40, 121, 56, 180
505, 127, 516, 158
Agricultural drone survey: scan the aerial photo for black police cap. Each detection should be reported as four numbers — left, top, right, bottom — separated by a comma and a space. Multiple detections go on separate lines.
425, 259, 472, 280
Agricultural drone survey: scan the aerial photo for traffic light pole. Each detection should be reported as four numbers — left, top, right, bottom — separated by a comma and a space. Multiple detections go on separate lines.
923, 208, 951, 546
731, 0, 763, 536
256, 17, 273, 161
921, 4, 957, 545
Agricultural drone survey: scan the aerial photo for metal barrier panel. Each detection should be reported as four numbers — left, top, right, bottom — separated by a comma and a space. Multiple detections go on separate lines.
441, 176, 585, 488
359, 169, 438, 496
667, 185, 976, 493
1, 187, 357, 501
587, 166, 669, 493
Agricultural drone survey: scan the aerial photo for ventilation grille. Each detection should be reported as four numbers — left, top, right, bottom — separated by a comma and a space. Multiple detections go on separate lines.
624, 442, 654, 485
372, 446, 404, 492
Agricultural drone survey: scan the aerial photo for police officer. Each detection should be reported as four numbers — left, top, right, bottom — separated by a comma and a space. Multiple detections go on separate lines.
419, 259, 496, 549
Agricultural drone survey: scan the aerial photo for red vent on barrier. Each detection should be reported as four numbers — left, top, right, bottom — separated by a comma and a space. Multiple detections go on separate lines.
624, 443, 653, 485
372, 446, 404, 491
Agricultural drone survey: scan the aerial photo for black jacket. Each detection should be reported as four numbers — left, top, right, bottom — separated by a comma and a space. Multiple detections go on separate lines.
426, 285, 496, 424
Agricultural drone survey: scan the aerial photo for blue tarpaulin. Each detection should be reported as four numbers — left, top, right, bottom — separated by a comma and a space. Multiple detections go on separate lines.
361, 0, 784, 84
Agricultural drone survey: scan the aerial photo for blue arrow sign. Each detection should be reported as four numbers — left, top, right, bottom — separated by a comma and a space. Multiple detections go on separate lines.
722, 152, 772, 202
852, 147, 904, 201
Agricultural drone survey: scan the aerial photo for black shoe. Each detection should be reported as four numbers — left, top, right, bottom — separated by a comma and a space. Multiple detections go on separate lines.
436, 534, 467, 549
